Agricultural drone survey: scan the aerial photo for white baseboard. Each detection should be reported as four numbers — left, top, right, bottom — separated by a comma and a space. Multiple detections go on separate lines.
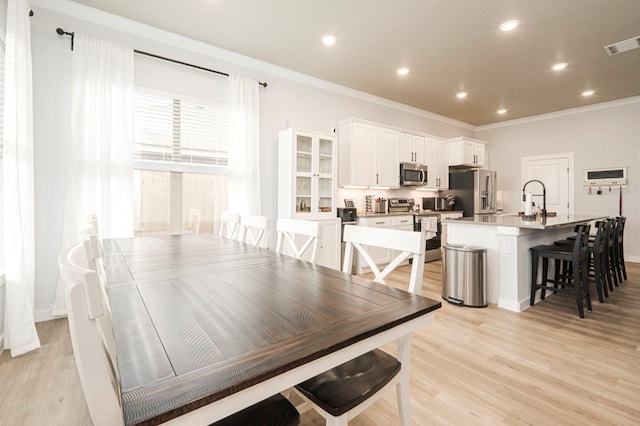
35, 308, 66, 323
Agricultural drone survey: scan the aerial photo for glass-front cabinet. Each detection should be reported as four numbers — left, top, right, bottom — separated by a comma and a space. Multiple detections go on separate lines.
279, 128, 337, 219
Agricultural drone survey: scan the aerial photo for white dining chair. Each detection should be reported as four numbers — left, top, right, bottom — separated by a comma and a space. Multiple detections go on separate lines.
59, 242, 123, 426
240, 215, 269, 248
293, 225, 427, 425
61, 241, 301, 426
275, 218, 321, 263
219, 211, 241, 240
60, 242, 118, 378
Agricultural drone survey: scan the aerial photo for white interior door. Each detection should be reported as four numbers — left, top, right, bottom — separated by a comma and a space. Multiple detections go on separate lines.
521, 154, 573, 216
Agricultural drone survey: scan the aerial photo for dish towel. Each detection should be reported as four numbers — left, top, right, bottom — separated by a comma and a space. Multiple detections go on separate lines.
421, 217, 438, 240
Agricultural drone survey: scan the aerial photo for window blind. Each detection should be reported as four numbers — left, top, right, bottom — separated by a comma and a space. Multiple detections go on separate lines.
133, 90, 229, 169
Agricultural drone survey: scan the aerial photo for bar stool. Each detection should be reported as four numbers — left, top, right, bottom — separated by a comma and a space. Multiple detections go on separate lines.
615, 216, 627, 282
605, 218, 619, 289
530, 224, 591, 318
554, 221, 608, 303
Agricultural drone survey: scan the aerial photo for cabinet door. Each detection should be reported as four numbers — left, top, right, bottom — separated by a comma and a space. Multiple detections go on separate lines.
399, 132, 414, 163
423, 138, 437, 187
316, 219, 340, 270
352, 122, 378, 186
316, 136, 336, 216
294, 133, 314, 216
436, 139, 449, 189
474, 143, 486, 167
377, 128, 400, 186
462, 140, 475, 164
412, 134, 426, 164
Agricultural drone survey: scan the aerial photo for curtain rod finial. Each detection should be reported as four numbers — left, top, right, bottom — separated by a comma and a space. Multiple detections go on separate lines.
259, 81, 267, 88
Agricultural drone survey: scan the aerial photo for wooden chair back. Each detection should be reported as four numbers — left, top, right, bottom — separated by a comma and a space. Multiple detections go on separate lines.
342, 224, 427, 294
240, 215, 269, 248
219, 211, 241, 240
59, 243, 124, 426
275, 218, 321, 263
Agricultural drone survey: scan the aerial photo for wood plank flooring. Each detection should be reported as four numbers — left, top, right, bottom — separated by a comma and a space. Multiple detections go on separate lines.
1, 260, 639, 425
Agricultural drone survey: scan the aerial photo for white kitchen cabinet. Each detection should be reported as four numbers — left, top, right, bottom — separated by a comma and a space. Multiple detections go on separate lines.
399, 132, 425, 164
278, 128, 340, 270
338, 119, 400, 188
420, 137, 449, 189
354, 215, 413, 273
278, 128, 337, 219
436, 138, 450, 189
449, 136, 486, 168
439, 211, 463, 246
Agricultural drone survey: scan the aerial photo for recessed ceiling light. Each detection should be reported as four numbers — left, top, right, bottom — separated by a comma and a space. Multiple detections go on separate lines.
456, 92, 468, 99
499, 20, 520, 32
397, 67, 410, 76
497, 109, 507, 115
582, 90, 595, 97
321, 35, 336, 46
551, 62, 567, 71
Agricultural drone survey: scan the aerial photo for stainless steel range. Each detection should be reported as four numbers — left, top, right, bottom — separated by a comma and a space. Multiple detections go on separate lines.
388, 198, 415, 213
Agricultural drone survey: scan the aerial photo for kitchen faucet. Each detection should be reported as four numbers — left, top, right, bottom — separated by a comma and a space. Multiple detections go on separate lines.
522, 180, 547, 219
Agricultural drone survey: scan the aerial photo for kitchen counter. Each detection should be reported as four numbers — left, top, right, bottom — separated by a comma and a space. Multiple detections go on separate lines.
358, 210, 464, 218
445, 213, 606, 312
442, 213, 605, 230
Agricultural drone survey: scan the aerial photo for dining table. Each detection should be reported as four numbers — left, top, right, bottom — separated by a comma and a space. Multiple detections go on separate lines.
103, 234, 441, 425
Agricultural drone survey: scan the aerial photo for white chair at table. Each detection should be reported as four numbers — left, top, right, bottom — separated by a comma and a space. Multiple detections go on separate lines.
60, 241, 300, 426
275, 218, 320, 263
219, 211, 241, 240
293, 224, 427, 425
59, 241, 122, 425
240, 215, 269, 248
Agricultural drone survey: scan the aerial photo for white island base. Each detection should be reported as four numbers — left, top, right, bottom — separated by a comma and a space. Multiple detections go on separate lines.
445, 214, 604, 312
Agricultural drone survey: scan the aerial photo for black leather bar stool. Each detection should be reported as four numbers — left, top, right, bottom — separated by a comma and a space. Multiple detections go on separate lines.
530, 224, 591, 318
615, 216, 627, 282
605, 218, 620, 289
554, 221, 608, 303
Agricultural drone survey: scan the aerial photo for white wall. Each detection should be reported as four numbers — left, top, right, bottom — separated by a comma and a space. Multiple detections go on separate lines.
476, 99, 640, 262
28, 1, 473, 321
0, 0, 8, 347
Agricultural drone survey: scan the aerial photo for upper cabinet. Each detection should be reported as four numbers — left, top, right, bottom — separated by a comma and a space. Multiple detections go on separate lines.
399, 132, 426, 164
278, 128, 337, 219
423, 137, 450, 189
449, 137, 486, 168
338, 119, 400, 187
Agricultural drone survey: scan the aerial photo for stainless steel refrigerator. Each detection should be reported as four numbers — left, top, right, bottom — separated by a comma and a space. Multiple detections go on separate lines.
448, 169, 497, 217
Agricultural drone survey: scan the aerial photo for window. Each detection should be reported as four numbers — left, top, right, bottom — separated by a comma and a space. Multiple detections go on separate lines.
133, 58, 230, 236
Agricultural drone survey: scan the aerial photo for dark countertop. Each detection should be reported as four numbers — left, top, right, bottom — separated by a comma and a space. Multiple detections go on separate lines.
442, 213, 606, 230
358, 210, 463, 218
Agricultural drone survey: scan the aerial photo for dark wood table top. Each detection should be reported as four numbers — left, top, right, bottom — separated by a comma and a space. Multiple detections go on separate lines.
104, 234, 441, 425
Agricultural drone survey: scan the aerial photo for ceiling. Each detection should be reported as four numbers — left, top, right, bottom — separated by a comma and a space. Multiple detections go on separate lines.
68, 0, 640, 126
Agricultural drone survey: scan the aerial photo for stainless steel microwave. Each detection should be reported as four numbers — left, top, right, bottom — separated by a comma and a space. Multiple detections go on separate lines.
399, 162, 428, 186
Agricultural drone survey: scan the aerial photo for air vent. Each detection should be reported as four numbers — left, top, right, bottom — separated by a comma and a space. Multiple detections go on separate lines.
604, 36, 640, 56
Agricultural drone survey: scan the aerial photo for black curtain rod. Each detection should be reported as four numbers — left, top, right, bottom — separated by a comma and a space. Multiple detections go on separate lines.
55, 27, 267, 88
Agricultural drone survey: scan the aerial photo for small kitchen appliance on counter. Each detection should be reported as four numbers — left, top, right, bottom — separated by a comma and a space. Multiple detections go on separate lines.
422, 197, 448, 211
388, 198, 415, 213
337, 207, 357, 223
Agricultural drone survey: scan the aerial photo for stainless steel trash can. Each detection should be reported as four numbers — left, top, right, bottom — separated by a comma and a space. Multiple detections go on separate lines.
442, 244, 487, 307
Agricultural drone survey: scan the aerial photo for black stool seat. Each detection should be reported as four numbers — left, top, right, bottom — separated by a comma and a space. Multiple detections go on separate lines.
530, 224, 591, 318
295, 348, 401, 416
212, 394, 300, 426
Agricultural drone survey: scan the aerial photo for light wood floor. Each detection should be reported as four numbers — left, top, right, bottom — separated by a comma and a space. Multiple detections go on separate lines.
1, 261, 639, 425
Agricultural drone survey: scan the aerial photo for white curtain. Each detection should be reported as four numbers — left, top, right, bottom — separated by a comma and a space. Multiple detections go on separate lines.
2, 0, 40, 357
51, 37, 134, 315
228, 76, 260, 215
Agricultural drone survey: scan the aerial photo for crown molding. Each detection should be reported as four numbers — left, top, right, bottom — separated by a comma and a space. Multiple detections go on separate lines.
476, 96, 640, 131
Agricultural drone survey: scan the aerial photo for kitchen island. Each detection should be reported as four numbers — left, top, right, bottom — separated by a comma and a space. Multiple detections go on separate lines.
443, 214, 606, 312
